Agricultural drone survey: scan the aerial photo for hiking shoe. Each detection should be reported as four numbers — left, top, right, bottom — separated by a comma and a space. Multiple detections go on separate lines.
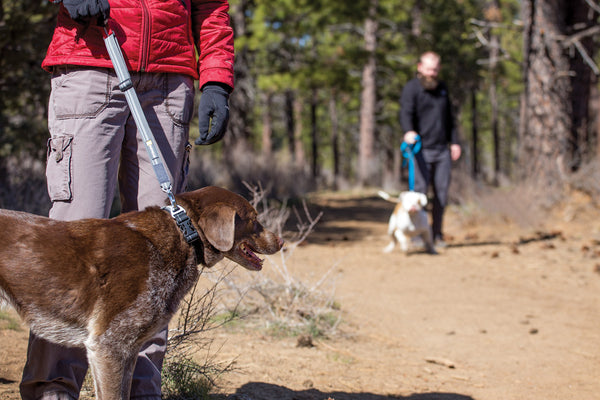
434, 236, 447, 248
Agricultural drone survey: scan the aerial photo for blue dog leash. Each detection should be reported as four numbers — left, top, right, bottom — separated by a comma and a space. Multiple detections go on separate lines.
400, 135, 422, 191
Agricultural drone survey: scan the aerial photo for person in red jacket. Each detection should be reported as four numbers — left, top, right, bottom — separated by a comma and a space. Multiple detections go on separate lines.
20, 1, 234, 399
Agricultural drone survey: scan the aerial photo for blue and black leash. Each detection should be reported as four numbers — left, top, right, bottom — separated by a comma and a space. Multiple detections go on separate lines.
400, 135, 422, 191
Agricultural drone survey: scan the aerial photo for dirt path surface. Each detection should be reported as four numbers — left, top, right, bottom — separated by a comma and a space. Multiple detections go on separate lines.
1, 191, 600, 400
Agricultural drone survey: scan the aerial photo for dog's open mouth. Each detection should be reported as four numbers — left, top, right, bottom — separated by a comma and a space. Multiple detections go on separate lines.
239, 242, 264, 270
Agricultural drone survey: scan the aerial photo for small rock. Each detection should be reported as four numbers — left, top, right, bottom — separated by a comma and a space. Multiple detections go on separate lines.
297, 334, 314, 347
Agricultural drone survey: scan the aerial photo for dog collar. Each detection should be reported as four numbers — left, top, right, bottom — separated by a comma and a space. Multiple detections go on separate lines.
162, 205, 204, 263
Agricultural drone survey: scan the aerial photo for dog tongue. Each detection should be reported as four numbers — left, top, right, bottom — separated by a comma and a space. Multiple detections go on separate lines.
241, 243, 264, 267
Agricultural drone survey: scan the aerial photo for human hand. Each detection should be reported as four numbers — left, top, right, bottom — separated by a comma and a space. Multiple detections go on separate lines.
450, 144, 461, 161
195, 84, 231, 145
59, 0, 110, 25
403, 131, 419, 144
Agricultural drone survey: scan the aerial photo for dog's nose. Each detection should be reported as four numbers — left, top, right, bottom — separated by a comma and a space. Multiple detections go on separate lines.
277, 237, 285, 249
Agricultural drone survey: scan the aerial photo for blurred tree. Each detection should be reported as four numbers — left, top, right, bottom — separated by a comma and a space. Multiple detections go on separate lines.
228, 0, 255, 147
519, 0, 598, 189
0, 0, 56, 165
468, 0, 522, 184
357, 0, 378, 186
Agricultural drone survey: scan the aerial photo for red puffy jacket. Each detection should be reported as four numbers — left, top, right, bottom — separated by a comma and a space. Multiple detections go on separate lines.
42, 0, 234, 89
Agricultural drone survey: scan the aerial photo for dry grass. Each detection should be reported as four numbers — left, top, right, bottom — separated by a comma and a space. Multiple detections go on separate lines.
161, 182, 340, 397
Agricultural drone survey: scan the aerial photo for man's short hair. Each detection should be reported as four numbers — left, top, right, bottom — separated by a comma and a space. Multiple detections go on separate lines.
419, 51, 441, 65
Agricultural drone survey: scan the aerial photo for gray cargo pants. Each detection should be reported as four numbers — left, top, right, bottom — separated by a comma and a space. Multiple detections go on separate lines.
20, 66, 195, 400
413, 147, 452, 240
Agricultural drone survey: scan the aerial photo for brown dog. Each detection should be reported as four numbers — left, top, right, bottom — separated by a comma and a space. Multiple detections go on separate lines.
0, 186, 283, 400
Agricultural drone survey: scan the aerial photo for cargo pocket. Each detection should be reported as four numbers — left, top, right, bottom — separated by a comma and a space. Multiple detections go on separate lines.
46, 135, 73, 201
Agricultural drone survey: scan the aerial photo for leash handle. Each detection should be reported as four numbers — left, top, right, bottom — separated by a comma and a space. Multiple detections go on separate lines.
400, 135, 421, 191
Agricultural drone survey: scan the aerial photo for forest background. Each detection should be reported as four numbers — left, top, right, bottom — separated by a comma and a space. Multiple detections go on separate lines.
1, 0, 600, 214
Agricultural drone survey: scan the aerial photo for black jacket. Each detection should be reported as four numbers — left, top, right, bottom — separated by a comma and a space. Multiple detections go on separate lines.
399, 77, 458, 149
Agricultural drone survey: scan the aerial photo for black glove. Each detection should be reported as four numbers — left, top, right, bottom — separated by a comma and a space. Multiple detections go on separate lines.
195, 83, 231, 146
59, 0, 110, 25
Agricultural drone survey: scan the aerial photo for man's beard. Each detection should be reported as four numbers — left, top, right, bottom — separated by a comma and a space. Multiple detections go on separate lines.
418, 73, 439, 90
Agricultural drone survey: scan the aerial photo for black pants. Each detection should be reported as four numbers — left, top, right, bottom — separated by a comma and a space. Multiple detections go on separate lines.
413, 147, 451, 239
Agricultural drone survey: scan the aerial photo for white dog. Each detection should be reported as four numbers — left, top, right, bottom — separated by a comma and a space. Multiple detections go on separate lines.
378, 190, 436, 254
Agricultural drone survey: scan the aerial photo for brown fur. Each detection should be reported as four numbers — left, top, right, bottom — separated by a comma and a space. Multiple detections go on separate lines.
0, 186, 283, 400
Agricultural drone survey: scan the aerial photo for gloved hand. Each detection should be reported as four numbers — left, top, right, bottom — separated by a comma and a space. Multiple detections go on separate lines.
58, 0, 110, 25
195, 83, 231, 146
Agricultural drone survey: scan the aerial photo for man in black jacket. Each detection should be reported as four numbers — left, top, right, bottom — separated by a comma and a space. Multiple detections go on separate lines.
400, 51, 461, 246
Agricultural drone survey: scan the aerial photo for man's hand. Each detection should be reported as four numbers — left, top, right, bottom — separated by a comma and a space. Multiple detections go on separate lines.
403, 131, 419, 144
60, 0, 110, 25
450, 144, 461, 161
195, 84, 231, 146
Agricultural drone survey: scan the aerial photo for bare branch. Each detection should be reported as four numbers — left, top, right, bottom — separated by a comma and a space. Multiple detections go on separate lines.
584, 0, 600, 14
469, 18, 522, 30
557, 26, 600, 75
574, 39, 600, 75
559, 25, 600, 47
472, 26, 490, 47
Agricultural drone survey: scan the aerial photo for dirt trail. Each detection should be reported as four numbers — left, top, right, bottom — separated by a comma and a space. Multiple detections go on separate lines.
1, 191, 600, 400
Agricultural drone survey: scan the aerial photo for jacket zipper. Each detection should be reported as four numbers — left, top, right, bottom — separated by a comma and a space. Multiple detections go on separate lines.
140, 0, 151, 72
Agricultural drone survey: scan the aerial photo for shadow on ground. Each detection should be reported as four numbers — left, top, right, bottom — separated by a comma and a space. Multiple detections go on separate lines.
290, 194, 559, 250
295, 195, 395, 245
215, 382, 475, 400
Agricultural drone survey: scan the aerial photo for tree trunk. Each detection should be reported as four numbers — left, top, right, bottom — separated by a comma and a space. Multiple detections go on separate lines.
293, 96, 305, 168
329, 93, 340, 189
489, 31, 500, 185
285, 90, 296, 163
471, 88, 479, 179
358, 0, 379, 186
227, 0, 253, 149
310, 88, 318, 180
566, 1, 596, 168
261, 92, 273, 157
519, 0, 572, 187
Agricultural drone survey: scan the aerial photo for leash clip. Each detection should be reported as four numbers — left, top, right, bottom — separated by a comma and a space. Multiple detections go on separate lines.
162, 205, 200, 244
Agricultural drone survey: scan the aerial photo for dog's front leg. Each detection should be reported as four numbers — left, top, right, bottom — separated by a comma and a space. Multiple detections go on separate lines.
87, 342, 138, 400
395, 231, 409, 253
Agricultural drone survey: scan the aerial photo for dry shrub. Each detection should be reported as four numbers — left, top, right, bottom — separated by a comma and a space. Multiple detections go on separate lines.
162, 182, 340, 396
570, 161, 600, 206
447, 165, 600, 231
163, 267, 238, 400
203, 182, 342, 340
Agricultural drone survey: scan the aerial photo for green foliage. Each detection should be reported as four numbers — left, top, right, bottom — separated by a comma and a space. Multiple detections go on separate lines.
162, 357, 213, 400
0, 310, 22, 331
0, 1, 57, 160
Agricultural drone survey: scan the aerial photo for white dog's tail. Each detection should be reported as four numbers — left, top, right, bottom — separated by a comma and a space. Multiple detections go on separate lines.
377, 190, 401, 203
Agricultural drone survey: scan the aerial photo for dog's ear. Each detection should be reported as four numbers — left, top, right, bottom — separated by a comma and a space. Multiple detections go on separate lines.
198, 203, 236, 252
419, 193, 428, 206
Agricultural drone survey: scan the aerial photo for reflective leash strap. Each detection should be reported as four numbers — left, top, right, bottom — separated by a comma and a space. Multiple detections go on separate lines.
400, 135, 422, 191
103, 28, 199, 244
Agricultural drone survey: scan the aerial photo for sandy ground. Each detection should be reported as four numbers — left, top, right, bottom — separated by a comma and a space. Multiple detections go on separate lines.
1, 190, 599, 400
